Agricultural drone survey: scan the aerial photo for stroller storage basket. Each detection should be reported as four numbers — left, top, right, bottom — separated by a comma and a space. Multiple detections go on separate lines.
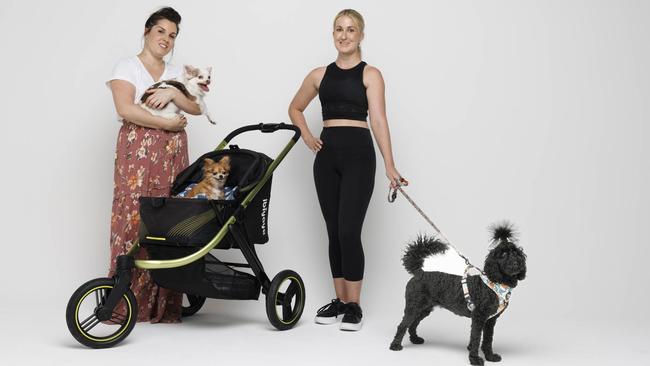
147, 246, 261, 300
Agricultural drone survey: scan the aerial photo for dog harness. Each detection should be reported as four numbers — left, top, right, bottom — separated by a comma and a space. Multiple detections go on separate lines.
462, 265, 511, 319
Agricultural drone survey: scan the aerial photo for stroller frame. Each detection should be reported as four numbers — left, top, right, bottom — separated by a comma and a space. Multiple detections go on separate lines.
66, 123, 305, 348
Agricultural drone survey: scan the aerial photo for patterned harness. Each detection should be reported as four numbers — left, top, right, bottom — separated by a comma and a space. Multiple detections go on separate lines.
461, 265, 511, 319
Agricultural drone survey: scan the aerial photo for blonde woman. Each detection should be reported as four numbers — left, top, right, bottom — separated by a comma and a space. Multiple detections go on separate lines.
289, 9, 405, 331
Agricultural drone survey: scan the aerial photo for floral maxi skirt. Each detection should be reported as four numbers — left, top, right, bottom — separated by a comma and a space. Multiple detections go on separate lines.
108, 121, 189, 323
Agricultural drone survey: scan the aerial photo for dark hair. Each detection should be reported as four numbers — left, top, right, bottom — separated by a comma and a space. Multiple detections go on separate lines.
144, 7, 181, 34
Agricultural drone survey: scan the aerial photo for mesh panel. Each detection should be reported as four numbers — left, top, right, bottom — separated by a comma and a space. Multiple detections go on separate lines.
147, 246, 260, 300
203, 254, 260, 299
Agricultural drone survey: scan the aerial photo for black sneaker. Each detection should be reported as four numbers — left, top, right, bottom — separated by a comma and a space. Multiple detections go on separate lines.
340, 302, 363, 331
315, 298, 346, 324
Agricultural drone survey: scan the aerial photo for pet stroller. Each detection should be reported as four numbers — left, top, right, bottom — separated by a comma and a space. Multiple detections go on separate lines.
66, 123, 305, 348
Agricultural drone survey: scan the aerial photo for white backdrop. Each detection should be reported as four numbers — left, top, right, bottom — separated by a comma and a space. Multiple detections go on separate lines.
1, 0, 648, 360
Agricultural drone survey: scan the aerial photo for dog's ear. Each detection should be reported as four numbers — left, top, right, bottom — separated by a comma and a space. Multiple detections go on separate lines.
484, 251, 505, 284
184, 65, 198, 77
207, 66, 212, 75
202, 158, 215, 170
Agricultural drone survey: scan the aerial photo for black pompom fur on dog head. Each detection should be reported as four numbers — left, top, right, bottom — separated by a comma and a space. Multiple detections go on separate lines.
490, 221, 518, 244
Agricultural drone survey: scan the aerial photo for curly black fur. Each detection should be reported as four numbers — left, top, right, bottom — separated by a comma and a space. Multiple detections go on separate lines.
402, 235, 448, 275
390, 223, 527, 366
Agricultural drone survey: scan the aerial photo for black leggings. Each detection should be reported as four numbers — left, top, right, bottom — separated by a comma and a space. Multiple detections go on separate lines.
313, 127, 376, 281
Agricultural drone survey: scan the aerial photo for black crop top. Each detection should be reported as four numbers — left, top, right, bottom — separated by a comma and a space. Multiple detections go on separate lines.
318, 61, 368, 122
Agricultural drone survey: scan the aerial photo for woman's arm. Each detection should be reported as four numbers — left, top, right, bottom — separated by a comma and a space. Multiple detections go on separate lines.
288, 67, 326, 152
110, 80, 186, 131
365, 66, 405, 188
143, 87, 202, 115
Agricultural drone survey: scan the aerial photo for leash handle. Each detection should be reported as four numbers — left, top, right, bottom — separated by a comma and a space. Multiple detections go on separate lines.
388, 178, 409, 203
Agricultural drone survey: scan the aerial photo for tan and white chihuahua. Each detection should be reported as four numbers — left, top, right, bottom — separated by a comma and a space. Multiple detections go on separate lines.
140, 65, 215, 125
187, 156, 231, 200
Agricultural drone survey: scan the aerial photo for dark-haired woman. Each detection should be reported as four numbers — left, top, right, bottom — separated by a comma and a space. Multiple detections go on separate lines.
289, 9, 405, 331
106, 7, 201, 323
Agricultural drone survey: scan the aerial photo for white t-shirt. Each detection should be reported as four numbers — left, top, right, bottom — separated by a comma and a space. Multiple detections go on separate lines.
106, 56, 183, 121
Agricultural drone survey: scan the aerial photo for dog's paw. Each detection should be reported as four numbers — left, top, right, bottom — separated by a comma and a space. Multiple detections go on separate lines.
469, 355, 485, 366
389, 342, 403, 351
484, 353, 502, 362
409, 335, 425, 344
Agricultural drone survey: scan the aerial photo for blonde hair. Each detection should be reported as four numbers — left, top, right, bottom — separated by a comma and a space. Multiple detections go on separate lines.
333, 9, 365, 56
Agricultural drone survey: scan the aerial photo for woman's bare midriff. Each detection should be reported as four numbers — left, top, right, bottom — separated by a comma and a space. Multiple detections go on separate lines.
323, 119, 369, 129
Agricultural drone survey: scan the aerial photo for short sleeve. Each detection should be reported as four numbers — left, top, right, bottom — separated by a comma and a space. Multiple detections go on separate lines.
106, 58, 137, 89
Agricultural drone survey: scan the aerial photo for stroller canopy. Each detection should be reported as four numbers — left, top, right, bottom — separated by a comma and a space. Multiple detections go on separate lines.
171, 148, 273, 198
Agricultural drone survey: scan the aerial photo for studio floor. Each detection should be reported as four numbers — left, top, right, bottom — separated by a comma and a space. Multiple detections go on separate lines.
3, 301, 647, 366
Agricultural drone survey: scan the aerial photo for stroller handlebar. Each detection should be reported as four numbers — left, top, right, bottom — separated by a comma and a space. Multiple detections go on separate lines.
223, 123, 301, 144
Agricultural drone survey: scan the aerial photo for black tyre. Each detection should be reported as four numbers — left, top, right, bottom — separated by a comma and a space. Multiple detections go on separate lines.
182, 294, 206, 317
265, 270, 305, 330
66, 278, 137, 348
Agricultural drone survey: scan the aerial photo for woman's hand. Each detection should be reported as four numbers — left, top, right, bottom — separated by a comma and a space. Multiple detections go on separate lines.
163, 114, 187, 132
386, 165, 407, 189
145, 88, 178, 109
303, 133, 323, 153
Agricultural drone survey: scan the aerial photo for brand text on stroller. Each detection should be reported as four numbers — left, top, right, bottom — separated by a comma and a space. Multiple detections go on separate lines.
261, 198, 268, 236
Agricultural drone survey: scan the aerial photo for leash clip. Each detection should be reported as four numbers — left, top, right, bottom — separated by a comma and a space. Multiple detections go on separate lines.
388, 187, 398, 203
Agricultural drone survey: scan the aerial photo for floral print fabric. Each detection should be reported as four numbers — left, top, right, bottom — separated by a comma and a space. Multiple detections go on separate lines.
108, 121, 188, 323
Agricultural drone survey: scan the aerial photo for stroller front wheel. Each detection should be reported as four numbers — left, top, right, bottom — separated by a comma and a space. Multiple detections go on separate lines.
265, 270, 305, 330
65, 277, 137, 348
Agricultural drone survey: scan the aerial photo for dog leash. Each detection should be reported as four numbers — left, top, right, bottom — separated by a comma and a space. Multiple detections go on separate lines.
387, 179, 482, 273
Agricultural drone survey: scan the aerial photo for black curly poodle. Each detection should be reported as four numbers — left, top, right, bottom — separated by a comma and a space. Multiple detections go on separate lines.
389, 222, 527, 366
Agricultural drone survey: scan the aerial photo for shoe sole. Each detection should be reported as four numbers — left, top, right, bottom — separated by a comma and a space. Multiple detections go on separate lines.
314, 315, 341, 325
340, 319, 363, 331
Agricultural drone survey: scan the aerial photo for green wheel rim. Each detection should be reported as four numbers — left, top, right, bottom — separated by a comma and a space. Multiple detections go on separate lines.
273, 276, 304, 325
74, 285, 133, 342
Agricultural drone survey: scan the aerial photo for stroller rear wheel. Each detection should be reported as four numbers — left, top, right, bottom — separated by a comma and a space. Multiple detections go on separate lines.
265, 270, 305, 330
182, 294, 206, 317
66, 277, 137, 348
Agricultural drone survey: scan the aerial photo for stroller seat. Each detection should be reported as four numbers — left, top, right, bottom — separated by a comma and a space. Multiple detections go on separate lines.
138, 147, 274, 249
